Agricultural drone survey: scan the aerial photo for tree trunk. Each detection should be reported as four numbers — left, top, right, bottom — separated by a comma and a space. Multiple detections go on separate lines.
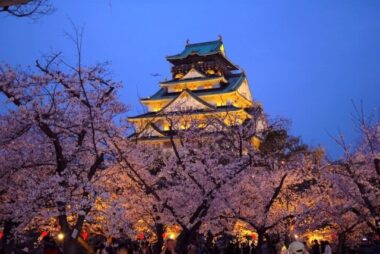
152, 223, 164, 254
336, 233, 346, 254
58, 212, 93, 254
374, 158, 380, 176
0, 0, 29, 8
175, 228, 192, 254
205, 231, 214, 253
255, 230, 265, 254
63, 237, 82, 254
61, 235, 93, 254
1, 220, 15, 254
175, 221, 202, 253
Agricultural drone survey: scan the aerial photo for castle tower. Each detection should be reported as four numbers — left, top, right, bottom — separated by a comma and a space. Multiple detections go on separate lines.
128, 38, 258, 148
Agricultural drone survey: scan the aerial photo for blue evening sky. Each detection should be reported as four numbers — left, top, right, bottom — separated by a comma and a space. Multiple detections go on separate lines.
1, 0, 379, 157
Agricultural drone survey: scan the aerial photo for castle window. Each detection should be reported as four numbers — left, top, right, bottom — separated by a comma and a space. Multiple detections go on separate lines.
206, 69, 215, 75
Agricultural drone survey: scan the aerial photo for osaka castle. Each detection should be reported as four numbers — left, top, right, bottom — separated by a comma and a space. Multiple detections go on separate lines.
128, 37, 260, 148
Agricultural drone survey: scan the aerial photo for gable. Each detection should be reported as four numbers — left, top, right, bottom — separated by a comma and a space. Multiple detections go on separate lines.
161, 91, 213, 114
181, 68, 205, 80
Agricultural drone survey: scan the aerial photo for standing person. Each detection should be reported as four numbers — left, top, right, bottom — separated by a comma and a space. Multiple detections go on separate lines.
42, 235, 61, 254
302, 242, 310, 254
320, 241, 326, 254
21, 247, 29, 253
117, 243, 129, 254
323, 241, 331, 254
250, 242, 256, 254
187, 242, 197, 254
197, 242, 206, 254
288, 241, 306, 254
261, 240, 270, 254
133, 243, 140, 254
242, 242, 250, 254
161, 239, 176, 254
275, 240, 285, 254
140, 242, 152, 254
106, 238, 119, 254
95, 243, 108, 254
311, 240, 320, 254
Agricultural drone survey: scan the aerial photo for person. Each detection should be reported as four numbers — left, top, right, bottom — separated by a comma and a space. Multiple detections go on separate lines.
320, 241, 326, 254
241, 242, 250, 254
187, 242, 197, 254
261, 240, 270, 254
250, 242, 256, 254
95, 244, 108, 254
288, 241, 306, 254
106, 238, 119, 254
224, 242, 234, 254
323, 241, 331, 254
41, 235, 61, 254
133, 243, 140, 254
275, 240, 285, 254
140, 242, 152, 254
117, 243, 129, 254
161, 239, 176, 254
21, 247, 29, 253
311, 240, 320, 254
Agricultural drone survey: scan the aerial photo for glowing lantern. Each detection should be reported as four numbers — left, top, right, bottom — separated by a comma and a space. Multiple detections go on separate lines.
174, 225, 181, 232
0, 231, 3, 240
168, 233, 176, 240
40, 231, 49, 238
137, 233, 144, 240
81, 231, 88, 241
57, 232, 65, 241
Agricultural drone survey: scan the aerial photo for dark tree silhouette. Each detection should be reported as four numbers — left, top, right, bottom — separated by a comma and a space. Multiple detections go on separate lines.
0, 0, 53, 18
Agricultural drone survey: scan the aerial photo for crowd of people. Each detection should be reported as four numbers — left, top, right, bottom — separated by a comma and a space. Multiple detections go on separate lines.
34, 239, 332, 254
3, 234, 380, 254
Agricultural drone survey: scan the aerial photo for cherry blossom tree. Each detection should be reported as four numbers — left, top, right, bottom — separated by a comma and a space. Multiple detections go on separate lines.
327, 105, 380, 239
108, 108, 326, 252
105, 109, 267, 253
207, 123, 325, 251
97, 162, 166, 252
0, 50, 126, 253
288, 105, 379, 253
304, 196, 366, 253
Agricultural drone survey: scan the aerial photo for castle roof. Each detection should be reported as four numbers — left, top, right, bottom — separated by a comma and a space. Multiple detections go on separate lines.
165, 38, 238, 70
160, 75, 226, 86
128, 105, 244, 120
166, 39, 223, 60
141, 72, 245, 101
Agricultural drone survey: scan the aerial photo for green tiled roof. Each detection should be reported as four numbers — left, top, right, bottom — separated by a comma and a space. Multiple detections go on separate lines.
166, 40, 223, 60
142, 73, 245, 101
160, 76, 225, 85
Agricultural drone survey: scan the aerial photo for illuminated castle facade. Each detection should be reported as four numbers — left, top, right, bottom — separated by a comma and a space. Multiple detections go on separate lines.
128, 38, 259, 147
